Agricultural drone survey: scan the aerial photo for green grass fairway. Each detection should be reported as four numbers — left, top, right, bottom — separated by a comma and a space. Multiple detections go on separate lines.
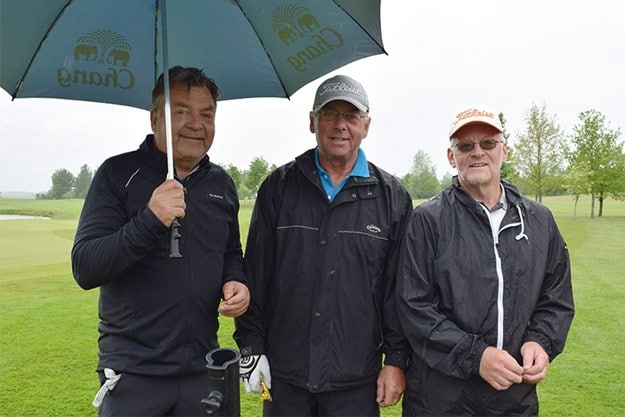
1, 196, 624, 416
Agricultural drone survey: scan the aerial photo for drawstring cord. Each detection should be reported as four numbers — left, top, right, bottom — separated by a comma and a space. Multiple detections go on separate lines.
514, 205, 528, 243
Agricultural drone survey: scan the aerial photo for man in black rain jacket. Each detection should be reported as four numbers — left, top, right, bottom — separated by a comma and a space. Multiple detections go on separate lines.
235, 75, 412, 416
72, 67, 249, 417
396, 105, 574, 416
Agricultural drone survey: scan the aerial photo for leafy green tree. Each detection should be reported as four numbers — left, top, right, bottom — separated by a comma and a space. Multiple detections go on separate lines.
513, 103, 565, 203
563, 161, 591, 221
225, 164, 243, 192
438, 172, 453, 190
49, 168, 75, 199
73, 164, 93, 198
569, 109, 624, 217
402, 150, 439, 199
498, 112, 518, 183
245, 157, 271, 198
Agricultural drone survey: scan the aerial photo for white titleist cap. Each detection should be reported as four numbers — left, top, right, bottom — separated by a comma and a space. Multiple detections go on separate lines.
449, 105, 503, 139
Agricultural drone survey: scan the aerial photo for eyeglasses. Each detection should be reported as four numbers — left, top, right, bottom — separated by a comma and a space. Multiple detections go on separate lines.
452, 139, 503, 153
315, 109, 366, 124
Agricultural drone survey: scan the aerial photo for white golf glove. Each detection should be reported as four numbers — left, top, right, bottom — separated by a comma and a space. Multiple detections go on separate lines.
239, 354, 271, 393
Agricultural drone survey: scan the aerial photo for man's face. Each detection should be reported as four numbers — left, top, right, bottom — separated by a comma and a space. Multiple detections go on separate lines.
151, 85, 216, 169
447, 124, 507, 188
309, 100, 370, 167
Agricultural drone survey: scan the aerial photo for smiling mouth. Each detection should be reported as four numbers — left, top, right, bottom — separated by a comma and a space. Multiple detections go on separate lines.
181, 135, 203, 141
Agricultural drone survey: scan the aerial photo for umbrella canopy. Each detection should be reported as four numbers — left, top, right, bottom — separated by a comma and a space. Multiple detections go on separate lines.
0, 0, 385, 110
1, 0, 385, 257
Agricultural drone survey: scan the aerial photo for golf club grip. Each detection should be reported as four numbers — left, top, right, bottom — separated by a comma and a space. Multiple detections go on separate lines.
169, 218, 182, 258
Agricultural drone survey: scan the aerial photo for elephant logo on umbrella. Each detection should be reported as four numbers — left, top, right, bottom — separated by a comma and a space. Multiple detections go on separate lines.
73, 29, 131, 67
272, 4, 320, 46
271, 4, 345, 73
57, 29, 135, 90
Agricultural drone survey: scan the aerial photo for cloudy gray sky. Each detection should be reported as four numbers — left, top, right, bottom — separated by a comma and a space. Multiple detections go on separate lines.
1, 0, 623, 193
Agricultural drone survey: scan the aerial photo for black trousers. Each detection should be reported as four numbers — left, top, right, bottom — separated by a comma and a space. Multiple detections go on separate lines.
263, 378, 380, 417
97, 371, 209, 417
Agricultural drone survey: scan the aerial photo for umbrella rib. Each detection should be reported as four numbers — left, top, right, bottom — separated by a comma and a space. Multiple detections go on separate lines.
232, 1, 291, 99
331, 0, 387, 55
10, 1, 74, 98
152, 0, 159, 88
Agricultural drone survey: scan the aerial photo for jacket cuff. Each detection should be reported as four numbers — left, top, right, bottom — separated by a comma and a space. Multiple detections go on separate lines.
470, 339, 489, 377
383, 351, 411, 371
240, 343, 266, 357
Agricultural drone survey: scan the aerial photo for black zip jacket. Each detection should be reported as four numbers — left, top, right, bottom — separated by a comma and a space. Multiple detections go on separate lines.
396, 177, 574, 414
72, 135, 244, 376
235, 149, 412, 392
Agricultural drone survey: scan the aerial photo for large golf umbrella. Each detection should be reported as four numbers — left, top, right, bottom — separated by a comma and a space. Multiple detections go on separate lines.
0, 0, 385, 255
1, 0, 384, 168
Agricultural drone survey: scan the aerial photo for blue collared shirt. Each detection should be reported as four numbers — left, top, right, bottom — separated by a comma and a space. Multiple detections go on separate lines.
314, 148, 370, 203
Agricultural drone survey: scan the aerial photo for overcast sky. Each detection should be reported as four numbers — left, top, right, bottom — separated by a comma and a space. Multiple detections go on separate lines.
1, 0, 623, 193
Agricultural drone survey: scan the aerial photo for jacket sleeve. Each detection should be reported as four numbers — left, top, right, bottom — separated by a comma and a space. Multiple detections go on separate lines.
523, 213, 574, 360
71, 163, 168, 290
396, 206, 488, 379
381, 185, 413, 370
221, 178, 245, 284
234, 175, 277, 355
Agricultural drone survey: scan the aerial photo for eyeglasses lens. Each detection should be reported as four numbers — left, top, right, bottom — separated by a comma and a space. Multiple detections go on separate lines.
455, 140, 500, 152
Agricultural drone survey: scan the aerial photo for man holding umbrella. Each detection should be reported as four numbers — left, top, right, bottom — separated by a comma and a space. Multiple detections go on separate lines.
72, 66, 249, 416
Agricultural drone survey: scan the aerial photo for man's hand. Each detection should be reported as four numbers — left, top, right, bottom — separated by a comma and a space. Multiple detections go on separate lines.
240, 354, 271, 393
479, 347, 524, 391
521, 341, 549, 384
376, 365, 405, 407
147, 179, 185, 227
218, 281, 250, 317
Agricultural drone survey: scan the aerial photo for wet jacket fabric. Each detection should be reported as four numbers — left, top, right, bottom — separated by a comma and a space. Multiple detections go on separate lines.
72, 135, 244, 376
397, 177, 574, 415
234, 148, 412, 392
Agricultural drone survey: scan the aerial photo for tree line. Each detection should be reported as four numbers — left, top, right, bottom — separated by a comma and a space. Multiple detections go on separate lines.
40, 104, 624, 219
401, 105, 624, 219
37, 158, 279, 201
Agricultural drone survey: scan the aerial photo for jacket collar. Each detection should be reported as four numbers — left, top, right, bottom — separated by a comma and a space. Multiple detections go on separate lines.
297, 149, 378, 186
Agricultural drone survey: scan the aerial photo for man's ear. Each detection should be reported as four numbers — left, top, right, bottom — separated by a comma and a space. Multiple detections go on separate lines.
447, 147, 456, 168
150, 109, 158, 133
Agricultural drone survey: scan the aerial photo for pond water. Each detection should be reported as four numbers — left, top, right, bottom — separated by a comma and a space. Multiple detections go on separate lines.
0, 214, 50, 220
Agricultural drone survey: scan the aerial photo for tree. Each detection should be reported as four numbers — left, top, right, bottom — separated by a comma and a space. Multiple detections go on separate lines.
225, 164, 243, 191
49, 168, 75, 199
498, 112, 518, 182
73, 164, 93, 198
513, 103, 565, 203
402, 150, 439, 199
563, 161, 591, 221
245, 157, 271, 198
568, 109, 624, 217
438, 172, 453, 190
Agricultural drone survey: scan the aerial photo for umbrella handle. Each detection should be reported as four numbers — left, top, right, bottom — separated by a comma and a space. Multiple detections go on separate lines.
169, 219, 182, 258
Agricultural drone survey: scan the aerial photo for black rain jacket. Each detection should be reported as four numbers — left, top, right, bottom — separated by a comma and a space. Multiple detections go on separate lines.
235, 149, 412, 392
396, 177, 574, 415
72, 135, 244, 376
